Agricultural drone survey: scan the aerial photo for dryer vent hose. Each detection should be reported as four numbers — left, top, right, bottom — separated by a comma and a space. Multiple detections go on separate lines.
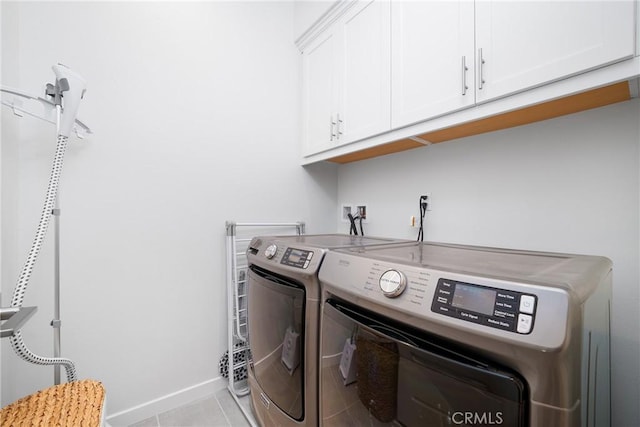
9, 134, 77, 382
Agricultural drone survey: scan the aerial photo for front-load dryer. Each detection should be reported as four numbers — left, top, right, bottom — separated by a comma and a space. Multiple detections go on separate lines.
318, 242, 612, 427
245, 234, 408, 427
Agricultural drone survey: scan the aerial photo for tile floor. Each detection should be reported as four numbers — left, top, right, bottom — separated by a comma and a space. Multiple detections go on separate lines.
129, 388, 252, 427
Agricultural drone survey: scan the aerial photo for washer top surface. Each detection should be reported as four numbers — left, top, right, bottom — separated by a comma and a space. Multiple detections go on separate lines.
330, 241, 611, 294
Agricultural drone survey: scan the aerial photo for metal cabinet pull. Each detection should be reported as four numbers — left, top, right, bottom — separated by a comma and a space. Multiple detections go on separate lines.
337, 113, 343, 139
478, 48, 486, 90
461, 56, 469, 95
330, 115, 337, 141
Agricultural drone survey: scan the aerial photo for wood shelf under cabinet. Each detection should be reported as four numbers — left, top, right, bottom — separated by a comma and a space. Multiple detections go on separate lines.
327, 81, 631, 164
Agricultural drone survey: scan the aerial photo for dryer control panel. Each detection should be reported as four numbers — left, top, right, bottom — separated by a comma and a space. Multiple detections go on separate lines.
247, 239, 324, 276
280, 247, 314, 269
432, 278, 537, 334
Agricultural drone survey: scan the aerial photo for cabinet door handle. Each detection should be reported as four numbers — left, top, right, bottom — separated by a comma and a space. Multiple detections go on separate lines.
330, 115, 337, 141
337, 113, 343, 139
461, 56, 469, 95
478, 48, 486, 90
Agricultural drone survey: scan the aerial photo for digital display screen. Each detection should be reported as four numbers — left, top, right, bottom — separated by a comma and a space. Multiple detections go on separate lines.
451, 283, 497, 316
281, 247, 312, 268
287, 249, 306, 264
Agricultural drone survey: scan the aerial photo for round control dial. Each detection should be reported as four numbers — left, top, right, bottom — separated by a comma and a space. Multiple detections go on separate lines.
379, 269, 407, 298
264, 244, 278, 259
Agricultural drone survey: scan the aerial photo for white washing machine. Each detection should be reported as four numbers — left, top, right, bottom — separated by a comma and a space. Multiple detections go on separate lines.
318, 242, 612, 427
245, 234, 408, 427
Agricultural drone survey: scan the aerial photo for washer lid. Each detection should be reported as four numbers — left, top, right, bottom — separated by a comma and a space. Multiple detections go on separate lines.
330, 241, 611, 297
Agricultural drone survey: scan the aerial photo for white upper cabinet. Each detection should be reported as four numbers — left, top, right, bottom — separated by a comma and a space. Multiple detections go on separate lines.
302, 30, 339, 156
301, 0, 390, 156
391, 0, 636, 123
475, 1, 636, 103
338, 0, 391, 144
299, 0, 638, 162
391, 1, 475, 129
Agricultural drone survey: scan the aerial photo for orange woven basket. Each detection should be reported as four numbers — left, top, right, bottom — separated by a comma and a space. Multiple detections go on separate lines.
0, 379, 105, 427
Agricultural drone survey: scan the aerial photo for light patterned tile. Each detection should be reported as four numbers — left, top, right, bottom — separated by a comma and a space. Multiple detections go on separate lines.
129, 415, 159, 427
215, 388, 251, 427
157, 395, 228, 427
129, 390, 254, 427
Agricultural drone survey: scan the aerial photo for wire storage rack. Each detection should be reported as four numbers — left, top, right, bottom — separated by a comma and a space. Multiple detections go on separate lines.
224, 221, 305, 397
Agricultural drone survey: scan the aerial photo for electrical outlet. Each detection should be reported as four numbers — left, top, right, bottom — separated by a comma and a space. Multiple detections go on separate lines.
356, 205, 367, 220
341, 205, 353, 222
422, 193, 432, 211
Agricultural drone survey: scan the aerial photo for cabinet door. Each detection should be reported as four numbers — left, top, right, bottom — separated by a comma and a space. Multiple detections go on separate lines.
391, 1, 475, 128
337, 0, 391, 144
302, 30, 339, 156
475, 1, 635, 103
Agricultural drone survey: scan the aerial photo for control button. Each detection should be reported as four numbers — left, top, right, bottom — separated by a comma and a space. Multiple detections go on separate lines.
459, 311, 483, 324
435, 305, 451, 314
496, 290, 519, 302
437, 288, 452, 296
436, 296, 449, 304
303, 260, 310, 269
519, 295, 536, 314
264, 244, 278, 259
485, 317, 515, 331
517, 314, 533, 333
495, 300, 517, 311
379, 269, 407, 298
438, 279, 455, 290
493, 309, 516, 319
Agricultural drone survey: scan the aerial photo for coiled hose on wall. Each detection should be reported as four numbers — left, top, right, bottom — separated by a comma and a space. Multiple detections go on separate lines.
9, 134, 77, 382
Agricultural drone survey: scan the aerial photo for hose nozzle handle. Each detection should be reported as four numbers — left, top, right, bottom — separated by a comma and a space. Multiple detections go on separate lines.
52, 64, 86, 138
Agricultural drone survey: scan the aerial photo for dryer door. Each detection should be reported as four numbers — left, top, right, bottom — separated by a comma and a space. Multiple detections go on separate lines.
321, 298, 528, 426
248, 265, 305, 421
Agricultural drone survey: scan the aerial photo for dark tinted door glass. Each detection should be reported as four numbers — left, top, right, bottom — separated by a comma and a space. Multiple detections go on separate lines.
321, 299, 527, 426
248, 266, 305, 420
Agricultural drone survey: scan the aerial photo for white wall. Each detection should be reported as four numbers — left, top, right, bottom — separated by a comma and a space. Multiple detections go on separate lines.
337, 98, 640, 427
0, 1, 21, 410
0, 0, 337, 421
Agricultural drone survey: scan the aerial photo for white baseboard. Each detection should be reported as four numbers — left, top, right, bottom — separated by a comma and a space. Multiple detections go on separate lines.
105, 377, 226, 426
